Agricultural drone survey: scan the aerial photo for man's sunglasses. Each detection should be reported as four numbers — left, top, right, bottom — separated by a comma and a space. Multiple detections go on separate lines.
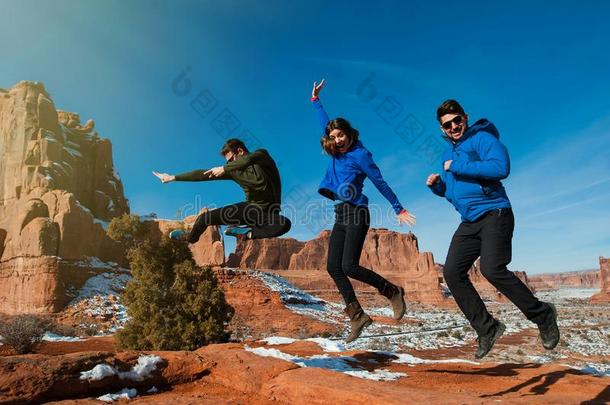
441, 115, 464, 130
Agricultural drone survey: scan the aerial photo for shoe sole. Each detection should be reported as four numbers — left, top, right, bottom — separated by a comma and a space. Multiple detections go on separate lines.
475, 322, 506, 360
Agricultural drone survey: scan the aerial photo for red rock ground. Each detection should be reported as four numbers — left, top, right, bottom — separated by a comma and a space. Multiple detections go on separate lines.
1, 339, 608, 404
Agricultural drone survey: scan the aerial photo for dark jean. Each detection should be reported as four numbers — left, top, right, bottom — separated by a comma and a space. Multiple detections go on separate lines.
326, 202, 388, 306
443, 207, 551, 336
187, 201, 291, 243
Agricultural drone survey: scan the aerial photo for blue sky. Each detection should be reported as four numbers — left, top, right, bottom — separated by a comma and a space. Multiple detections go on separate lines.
1, 0, 609, 274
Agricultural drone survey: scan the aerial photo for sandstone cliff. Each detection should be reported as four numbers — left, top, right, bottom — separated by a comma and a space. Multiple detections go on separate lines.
591, 257, 609, 303
529, 269, 600, 291
227, 229, 447, 305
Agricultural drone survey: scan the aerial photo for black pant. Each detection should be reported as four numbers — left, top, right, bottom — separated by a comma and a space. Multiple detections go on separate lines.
187, 201, 291, 243
443, 208, 551, 336
326, 202, 389, 306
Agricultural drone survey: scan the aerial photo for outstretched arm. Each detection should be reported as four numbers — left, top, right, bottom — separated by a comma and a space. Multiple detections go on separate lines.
223, 149, 267, 173
153, 169, 230, 183
359, 150, 404, 215
311, 79, 330, 129
448, 132, 510, 180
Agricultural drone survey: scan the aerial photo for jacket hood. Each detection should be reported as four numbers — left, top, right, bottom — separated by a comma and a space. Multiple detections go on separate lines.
443, 118, 500, 144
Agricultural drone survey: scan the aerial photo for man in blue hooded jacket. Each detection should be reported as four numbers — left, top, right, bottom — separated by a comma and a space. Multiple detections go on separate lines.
427, 99, 559, 359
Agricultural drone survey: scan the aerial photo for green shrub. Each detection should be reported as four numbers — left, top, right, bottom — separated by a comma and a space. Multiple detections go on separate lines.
108, 214, 233, 350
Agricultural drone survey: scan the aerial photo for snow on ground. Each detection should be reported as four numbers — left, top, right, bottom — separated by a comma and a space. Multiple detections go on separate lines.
42, 332, 85, 342
66, 264, 131, 334
250, 270, 610, 373
97, 388, 138, 402
537, 288, 600, 301
245, 345, 406, 381
80, 355, 163, 382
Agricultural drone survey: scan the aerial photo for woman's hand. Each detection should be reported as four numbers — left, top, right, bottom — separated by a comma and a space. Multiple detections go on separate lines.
397, 209, 416, 226
152, 171, 175, 183
311, 79, 325, 99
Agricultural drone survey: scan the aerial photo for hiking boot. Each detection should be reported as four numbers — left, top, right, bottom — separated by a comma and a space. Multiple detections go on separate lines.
169, 229, 188, 242
475, 321, 506, 360
344, 301, 373, 343
537, 302, 560, 350
380, 282, 406, 320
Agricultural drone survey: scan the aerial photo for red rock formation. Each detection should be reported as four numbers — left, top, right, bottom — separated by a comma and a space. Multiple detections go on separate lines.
591, 257, 610, 303
227, 229, 447, 305
529, 269, 600, 291
0, 81, 132, 314
227, 237, 304, 269
153, 212, 225, 267
465, 259, 534, 302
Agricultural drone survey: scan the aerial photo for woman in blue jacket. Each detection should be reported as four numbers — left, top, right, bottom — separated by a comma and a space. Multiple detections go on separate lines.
311, 79, 416, 342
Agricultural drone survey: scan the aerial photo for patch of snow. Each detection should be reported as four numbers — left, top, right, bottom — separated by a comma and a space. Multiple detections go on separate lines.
64, 146, 82, 158
118, 355, 163, 382
71, 272, 131, 304
147, 386, 158, 394
97, 388, 137, 402
93, 218, 110, 231
42, 332, 85, 342
245, 345, 407, 381
390, 352, 480, 366
80, 355, 163, 382
258, 336, 297, 345
537, 288, 600, 301
344, 368, 407, 381
80, 364, 116, 381
306, 337, 346, 353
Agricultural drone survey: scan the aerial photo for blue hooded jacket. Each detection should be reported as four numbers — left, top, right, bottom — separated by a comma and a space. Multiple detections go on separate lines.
429, 118, 511, 222
313, 99, 404, 214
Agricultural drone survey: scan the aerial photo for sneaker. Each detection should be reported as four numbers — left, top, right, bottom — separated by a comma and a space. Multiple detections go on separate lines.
224, 225, 252, 238
538, 303, 560, 350
475, 321, 506, 360
169, 229, 188, 242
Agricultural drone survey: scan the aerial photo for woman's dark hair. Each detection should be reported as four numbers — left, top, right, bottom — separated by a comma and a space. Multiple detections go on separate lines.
436, 99, 466, 122
220, 138, 249, 155
321, 117, 360, 156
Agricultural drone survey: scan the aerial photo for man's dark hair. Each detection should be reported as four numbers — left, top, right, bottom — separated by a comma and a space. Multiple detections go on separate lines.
436, 99, 466, 122
220, 138, 249, 155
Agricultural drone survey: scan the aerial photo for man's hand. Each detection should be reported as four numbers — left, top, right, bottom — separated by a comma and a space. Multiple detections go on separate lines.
152, 171, 175, 183
204, 166, 225, 178
397, 209, 416, 226
426, 173, 440, 186
443, 160, 453, 171
312, 79, 325, 99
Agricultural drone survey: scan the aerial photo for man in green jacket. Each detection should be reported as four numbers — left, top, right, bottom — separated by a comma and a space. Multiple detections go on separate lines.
153, 138, 291, 243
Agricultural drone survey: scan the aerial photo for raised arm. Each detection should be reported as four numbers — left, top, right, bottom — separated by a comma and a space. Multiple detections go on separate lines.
311, 79, 330, 130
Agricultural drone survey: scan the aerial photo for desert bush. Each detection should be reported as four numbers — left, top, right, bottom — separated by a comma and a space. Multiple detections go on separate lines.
0, 315, 52, 354
108, 214, 233, 351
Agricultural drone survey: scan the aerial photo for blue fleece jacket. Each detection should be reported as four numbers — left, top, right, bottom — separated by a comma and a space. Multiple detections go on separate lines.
313, 99, 404, 214
429, 118, 511, 222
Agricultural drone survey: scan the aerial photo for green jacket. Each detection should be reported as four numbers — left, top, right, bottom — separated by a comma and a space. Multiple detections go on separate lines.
174, 149, 282, 210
